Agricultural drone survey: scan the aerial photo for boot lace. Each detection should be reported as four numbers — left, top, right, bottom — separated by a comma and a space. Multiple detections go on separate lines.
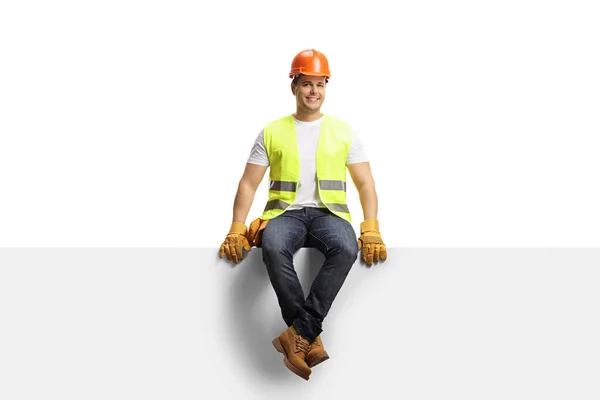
295, 336, 310, 354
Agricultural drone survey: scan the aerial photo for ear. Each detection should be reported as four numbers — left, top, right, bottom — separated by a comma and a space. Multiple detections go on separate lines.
290, 81, 297, 96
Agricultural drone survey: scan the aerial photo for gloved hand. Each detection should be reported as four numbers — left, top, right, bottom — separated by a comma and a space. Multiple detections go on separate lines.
357, 218, 387, 266
247, 217, 268, 247
219, 222, 251, 264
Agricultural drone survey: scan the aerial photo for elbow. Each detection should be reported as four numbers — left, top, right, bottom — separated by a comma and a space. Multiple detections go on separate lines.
356, 178, 376, 194
238, 178, 259, 194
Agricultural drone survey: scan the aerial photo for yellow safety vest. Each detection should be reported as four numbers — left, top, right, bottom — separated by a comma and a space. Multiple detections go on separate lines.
259, 114, 353, 222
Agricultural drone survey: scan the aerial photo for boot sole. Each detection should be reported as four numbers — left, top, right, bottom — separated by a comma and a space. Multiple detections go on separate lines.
272, 337, 310, 381
307, 352, 330, 368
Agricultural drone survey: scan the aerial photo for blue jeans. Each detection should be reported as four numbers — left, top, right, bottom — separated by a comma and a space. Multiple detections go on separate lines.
261, 207, 358, 342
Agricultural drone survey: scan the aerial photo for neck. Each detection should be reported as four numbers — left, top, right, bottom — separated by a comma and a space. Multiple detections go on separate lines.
294, 110, 323, 122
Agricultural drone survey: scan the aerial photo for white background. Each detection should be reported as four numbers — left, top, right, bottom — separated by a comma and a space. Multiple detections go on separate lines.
1, 0, 600, 247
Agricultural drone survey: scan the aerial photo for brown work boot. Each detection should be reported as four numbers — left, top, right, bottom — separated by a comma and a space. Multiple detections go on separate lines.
306, 335, 329, 367
272, 326, 312, 380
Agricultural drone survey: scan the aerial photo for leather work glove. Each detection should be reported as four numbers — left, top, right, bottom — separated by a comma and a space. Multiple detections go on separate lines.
357, 218, 387, 266
219, 222, 251, 264
247, 217, 268, 247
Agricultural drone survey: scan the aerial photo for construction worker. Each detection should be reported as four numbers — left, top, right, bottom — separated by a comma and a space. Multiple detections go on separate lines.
219, 49, 387, 380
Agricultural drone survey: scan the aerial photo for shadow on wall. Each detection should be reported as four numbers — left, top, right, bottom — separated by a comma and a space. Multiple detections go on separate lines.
216, 248, 326, 383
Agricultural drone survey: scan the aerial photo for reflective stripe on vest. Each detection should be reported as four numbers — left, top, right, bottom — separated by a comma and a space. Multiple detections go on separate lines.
319, 180, 346, 191
264, 199, 292, 211
269, 180, 298, 192
259, 114, 352, 222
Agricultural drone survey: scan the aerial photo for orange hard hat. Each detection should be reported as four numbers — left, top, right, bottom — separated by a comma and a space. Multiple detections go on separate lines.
289, 49, 330, 79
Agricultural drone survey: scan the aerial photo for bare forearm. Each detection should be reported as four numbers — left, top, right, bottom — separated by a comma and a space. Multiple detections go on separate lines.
232, 180, 258, 224
357, 183, 378, 220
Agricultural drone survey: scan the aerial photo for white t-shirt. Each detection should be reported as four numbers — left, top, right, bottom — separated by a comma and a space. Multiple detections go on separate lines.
246, 116, 368, 210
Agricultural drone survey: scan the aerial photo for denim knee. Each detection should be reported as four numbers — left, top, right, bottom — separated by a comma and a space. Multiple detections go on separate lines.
261, 243, 290, 265
330, 239, 359, 263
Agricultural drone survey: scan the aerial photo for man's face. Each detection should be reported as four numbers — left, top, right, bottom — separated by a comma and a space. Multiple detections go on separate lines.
292, 75, 327, 113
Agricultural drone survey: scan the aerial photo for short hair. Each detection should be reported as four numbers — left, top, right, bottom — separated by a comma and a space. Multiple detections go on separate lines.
292, 74, 329, 85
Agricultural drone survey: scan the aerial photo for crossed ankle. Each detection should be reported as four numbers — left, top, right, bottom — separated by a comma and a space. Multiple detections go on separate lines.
291, 324, 319, 343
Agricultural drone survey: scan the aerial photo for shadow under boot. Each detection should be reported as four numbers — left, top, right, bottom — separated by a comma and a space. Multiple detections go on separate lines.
272, 326, 312, 380
306, 335, 330, 368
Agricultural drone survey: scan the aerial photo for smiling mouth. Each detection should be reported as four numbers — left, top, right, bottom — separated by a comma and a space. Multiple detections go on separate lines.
306, 97, 320, 102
